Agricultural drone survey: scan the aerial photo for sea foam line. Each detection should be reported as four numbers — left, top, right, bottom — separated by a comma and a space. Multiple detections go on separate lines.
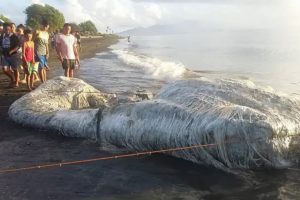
112, 49, 187, 79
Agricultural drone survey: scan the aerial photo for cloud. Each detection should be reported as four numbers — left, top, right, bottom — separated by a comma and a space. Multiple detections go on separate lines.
30, 0, 44, 5
1, 0, 300, 32
132, 0, 281, 5
1, 0, 166, 32
45, 0, 165, 32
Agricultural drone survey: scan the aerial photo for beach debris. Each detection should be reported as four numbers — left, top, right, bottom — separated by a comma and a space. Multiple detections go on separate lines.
8, 77, 300, 172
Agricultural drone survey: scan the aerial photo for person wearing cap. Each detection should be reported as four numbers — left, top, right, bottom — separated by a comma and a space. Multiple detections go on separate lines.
0, 23, 21, 87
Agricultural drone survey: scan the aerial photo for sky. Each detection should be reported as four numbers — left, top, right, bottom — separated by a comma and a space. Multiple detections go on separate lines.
1, 0, 300, 32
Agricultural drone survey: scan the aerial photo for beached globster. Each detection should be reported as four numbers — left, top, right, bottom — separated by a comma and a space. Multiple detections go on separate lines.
8, 76, 300, 172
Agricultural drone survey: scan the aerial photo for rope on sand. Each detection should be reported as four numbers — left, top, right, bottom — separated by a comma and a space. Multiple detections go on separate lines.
0, 140, 240, 174
0, 134, 299, 174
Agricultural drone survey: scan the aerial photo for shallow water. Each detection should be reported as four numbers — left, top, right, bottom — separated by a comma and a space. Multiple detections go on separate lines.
43, 32, 300, 199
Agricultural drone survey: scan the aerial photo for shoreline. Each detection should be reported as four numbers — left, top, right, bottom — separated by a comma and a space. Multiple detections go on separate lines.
0, 35, 120, 139
0, 34, 299, 199
0, 35, 119, 96
0, 35, 123, 199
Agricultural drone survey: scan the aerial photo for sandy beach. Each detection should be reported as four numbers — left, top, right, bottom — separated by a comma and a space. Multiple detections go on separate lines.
0, 35, 146, 199
0, 34, 223, 200
0, 35, 119, 95
1, 35, 299, 200
0, 35, 244, 200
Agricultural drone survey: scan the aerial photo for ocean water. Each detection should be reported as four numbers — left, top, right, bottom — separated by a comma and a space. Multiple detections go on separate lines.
77, 31, 300, 97
52, 32, 300, 199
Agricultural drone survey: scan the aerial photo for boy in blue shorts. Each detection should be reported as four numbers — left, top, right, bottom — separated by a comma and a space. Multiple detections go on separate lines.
35, 20, 50, 83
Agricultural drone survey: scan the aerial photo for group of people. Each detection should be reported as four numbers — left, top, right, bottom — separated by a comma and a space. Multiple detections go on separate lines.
0, 20, 80, 91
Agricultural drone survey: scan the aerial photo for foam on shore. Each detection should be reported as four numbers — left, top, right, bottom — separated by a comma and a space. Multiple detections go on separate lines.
112, 49, 187, 79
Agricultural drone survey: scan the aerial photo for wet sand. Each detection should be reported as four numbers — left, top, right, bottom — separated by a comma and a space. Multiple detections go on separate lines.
0, 35, 298, 200
0, 88, 245, 200
0, 35, 241, 200
0, 35, 120, 95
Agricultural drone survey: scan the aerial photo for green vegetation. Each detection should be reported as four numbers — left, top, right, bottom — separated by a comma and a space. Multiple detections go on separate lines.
79, 20, 98, 35
0, 14, 11, 23
3, 4, 109, 36
25, 4, 65, 32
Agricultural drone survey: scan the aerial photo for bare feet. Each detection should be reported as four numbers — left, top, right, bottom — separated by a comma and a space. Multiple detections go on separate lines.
9, 84, 19, 88
19, 79, 27, 84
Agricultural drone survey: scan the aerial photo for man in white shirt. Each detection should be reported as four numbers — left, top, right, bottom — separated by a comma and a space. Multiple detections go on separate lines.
56, 23, 80, 77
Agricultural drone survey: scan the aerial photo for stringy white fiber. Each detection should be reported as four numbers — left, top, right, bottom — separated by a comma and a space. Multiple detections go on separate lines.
8, 77, 300, 171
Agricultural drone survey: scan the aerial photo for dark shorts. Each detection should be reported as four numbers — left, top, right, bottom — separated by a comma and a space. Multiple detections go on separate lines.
62, 59, 75, 70
2, 54, 20, 70
36, 54, 48, 70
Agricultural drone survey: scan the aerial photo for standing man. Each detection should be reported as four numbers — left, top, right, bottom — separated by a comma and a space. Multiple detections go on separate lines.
75, 31, 81, 52
16, 24, 26, 46
11, 23, 16, 34
16, 24, 27, 83
0, 23, 20, 87
0, 22, 3, 33
56, 23, 80, 78
0, 21, 4, 67
35, 20, 50, 83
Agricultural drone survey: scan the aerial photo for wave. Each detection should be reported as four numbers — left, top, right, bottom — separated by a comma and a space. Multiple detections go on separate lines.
112, 49, 187, 79
8, 77, 300, 172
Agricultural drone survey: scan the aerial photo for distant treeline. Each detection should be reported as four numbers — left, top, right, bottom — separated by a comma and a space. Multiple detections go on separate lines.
0, 4, 99, 35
